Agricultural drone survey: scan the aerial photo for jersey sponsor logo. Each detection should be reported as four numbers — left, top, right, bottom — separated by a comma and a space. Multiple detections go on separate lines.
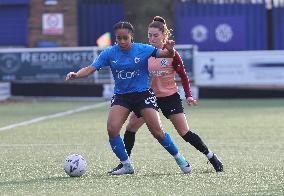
112, 60, 118, 64
160, 58, 168, 67
150, 70, 169, 77
134, 57, 140, 64
116, 69, 140, 80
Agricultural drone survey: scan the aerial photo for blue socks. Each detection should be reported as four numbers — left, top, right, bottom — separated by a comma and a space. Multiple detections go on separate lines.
110, 132, 178, 162
158, 132, 179, 156
109, 135, 129, 162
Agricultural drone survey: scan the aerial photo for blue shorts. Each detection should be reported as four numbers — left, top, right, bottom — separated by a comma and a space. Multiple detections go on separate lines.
111, 89, 158, 117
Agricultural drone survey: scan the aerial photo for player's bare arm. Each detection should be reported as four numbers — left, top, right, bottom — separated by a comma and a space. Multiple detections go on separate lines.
66, 65, 95, 80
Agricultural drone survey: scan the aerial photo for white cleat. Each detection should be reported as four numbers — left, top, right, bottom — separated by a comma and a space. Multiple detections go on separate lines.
175, 156, 192, 174
109, 163, 134, 175
178, 162, 192, 174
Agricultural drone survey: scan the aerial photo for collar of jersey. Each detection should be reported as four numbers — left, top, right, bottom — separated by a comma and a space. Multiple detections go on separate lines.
119, 44, 133, 53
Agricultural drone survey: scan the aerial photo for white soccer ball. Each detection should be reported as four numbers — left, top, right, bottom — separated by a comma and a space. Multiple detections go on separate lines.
64, 154, 87, 177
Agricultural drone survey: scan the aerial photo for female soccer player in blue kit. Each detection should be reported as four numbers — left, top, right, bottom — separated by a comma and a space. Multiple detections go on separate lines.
111, 16, 223, 172
111, 16, 223, 173
66, 21, 192, 175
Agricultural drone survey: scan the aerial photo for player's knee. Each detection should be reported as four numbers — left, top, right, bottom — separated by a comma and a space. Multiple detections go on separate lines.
126, 123, 138, 133
150, 130, 164, 140
177, 129, 189, 137
107, 124, 120, 138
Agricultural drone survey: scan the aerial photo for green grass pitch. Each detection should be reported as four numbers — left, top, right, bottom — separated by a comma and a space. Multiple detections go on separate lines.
0, 99, 283, 195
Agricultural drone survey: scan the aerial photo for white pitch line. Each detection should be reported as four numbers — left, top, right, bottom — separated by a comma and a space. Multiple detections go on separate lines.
0, 101, 108, 132
0, 144, 94, 147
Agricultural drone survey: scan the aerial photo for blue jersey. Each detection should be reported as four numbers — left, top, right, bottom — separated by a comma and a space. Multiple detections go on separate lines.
92, 43, 160, 94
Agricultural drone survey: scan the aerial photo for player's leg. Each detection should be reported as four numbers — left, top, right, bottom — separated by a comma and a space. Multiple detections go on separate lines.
109, 112, 145, 173
140, 108, 192, 174
107, 98, 134, 175
161, 93, 223, 172
169, 113, 209, 154
124, 112, 145, 156
169, 113, 223, 172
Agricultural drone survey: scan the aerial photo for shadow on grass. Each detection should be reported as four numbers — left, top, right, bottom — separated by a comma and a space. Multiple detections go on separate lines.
106, 168, 219, 177
0, 176, 71, 187
199, 169, 216, 174
0, 169, 220, 187
0, 174, 108, 187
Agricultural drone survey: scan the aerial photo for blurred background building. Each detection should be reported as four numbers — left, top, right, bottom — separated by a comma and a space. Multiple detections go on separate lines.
1, 0, 284, 50
1, 0, 284, 100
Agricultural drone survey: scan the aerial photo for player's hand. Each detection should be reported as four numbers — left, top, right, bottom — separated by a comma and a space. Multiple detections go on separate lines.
66, 72, 77, 80
164, 39, 175, 50
186, 97, 198, 106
